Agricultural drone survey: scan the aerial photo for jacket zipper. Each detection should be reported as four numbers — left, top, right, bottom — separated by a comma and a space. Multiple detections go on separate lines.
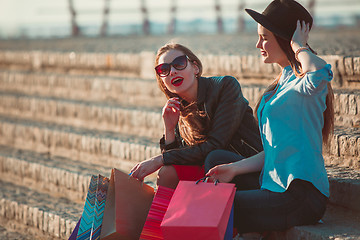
241, 139, 260, 154
203, 103, 259, 155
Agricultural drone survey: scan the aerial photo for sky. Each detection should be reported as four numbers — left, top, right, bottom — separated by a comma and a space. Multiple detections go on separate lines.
0, 0, 359, 37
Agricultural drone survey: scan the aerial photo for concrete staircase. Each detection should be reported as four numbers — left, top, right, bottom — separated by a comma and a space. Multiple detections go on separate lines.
0, 51, 359, 239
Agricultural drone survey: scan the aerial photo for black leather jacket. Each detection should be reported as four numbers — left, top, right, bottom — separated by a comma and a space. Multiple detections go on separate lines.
160, 76, 263, 165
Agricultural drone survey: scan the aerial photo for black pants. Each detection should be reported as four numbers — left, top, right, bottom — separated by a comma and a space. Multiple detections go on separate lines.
205, 150, 328, 233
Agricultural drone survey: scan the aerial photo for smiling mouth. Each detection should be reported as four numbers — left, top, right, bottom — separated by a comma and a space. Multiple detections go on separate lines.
171, 77, 184, 86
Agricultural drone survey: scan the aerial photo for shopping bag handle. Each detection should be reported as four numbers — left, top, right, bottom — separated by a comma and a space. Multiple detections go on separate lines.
195, 176, 219, 186
128, 173, 145, 186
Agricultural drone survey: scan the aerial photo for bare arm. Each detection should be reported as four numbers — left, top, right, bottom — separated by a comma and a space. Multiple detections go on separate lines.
206, 151, 265, 183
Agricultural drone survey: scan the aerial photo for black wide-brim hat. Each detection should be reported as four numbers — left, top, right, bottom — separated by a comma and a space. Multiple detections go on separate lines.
245, 0, 313, 41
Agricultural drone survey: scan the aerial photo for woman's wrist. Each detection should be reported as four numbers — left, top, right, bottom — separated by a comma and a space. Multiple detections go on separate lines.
290, 40, 304, 52
294, 46, 310, 62
154, 154, 165, 166
164, 129, 176, 145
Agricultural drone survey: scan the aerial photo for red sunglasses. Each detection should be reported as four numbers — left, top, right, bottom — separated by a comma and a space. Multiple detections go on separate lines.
155, 55, 189, 77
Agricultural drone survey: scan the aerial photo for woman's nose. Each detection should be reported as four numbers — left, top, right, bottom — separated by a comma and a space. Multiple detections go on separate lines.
169, 66, 177, 75
256, 39, 261, 49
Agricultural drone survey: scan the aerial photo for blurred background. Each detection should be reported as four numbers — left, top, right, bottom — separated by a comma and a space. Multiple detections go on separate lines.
0, 0, 359, 39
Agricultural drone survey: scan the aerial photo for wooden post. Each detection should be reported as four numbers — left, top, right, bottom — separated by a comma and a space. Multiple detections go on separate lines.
140, 0, 150, 35
215, 0, 224, 34
167, 0, 177, 35
100, 0, 110, 36
308, 0, 316, 19
237, 0, 246, 33
68, 0, 80, 36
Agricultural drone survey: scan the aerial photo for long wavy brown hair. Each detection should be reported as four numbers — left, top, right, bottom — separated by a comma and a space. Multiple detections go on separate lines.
155, 43, 209, 145
254, 34, 334, 145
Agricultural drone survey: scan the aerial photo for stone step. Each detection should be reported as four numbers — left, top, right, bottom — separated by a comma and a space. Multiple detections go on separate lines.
325, 126, 360, 168
0, 91, 163, 140
0, 218, 62, 240
0, 145, 156, 203
0, 51, 359, 89
0, 180, 80, 239
0, 142, 358, 212
1, 177, 360, 240
0, 145, 111, 203
0, 114, 358, 169
0, 70, 166, 108
327, 165, 360, 212
0, 70, 359, 127
0, 224, 36, 240
0, 114, 161, 169
272, 205, 360, 240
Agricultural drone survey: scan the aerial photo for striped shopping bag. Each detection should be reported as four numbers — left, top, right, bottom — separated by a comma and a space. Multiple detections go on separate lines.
139, 186, 175, 240
75, 174, 109, 240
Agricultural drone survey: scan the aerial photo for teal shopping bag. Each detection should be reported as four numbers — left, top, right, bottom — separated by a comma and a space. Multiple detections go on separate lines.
76, 174, 109, 240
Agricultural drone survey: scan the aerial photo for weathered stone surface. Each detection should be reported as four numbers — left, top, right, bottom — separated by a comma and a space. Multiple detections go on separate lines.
2, 51, 358, 87
339, 93, 350, 114
344, 57, 354, 76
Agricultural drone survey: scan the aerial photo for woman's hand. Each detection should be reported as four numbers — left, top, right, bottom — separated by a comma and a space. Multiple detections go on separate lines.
130, 154, 164, 181
291, 20, 327, 72
291, 20, 310, 52
206, 163, 237, 183
162, 97, 181, 144
162, 97, 181, 132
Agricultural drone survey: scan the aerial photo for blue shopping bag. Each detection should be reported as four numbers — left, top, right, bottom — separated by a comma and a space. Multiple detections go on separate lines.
74, 174, 109, 240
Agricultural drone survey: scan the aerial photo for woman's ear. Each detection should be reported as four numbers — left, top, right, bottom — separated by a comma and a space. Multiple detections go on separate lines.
192, 62, 200, 76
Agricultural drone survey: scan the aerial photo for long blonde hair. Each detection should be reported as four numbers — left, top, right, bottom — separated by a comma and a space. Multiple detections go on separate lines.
155, 43, 209, 145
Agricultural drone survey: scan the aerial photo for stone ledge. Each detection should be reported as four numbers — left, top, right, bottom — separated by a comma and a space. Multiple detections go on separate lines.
327, 165, 360, 211
325, 127, 360, 168
267, 205, 360, 240
0, 51, 359, 88
1, 184, 359, 240
0, 115, 160, 168
0, 51, 142, 76
0, 72, 358, 127
0, 219, 61, 240
0, 93, 163, 140
0, 70, 166, 108
0, 181, 80, 239
0, 144, 112, 202
0, 144, 358, 211
0, 115, 357, 168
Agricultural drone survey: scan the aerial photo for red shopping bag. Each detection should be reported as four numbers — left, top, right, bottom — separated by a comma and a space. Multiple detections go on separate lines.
140, 186, 175, 240
160, 180, 235, 240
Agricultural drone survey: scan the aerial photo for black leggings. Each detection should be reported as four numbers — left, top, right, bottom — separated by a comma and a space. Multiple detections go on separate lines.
204, 150, 328, 233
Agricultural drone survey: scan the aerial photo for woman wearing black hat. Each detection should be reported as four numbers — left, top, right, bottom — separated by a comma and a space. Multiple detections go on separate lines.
206, 0, 334, 234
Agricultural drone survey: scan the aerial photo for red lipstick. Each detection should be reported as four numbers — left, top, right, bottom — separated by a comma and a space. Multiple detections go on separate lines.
171, 77, 184, 87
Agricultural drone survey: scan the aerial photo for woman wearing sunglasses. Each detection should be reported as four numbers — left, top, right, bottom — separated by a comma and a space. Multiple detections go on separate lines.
130, 43, 263, 189
206, 0, 334, 235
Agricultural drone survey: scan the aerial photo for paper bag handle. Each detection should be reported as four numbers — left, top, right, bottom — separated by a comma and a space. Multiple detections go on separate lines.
195, 176, 219, 186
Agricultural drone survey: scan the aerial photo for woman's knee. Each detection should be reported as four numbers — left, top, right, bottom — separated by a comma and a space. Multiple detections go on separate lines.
205, 149, 242, 172
157, 165, 179, 189
204, 150, 225, 172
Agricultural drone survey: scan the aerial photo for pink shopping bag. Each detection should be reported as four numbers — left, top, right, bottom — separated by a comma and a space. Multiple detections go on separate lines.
160, 180, 236, 240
